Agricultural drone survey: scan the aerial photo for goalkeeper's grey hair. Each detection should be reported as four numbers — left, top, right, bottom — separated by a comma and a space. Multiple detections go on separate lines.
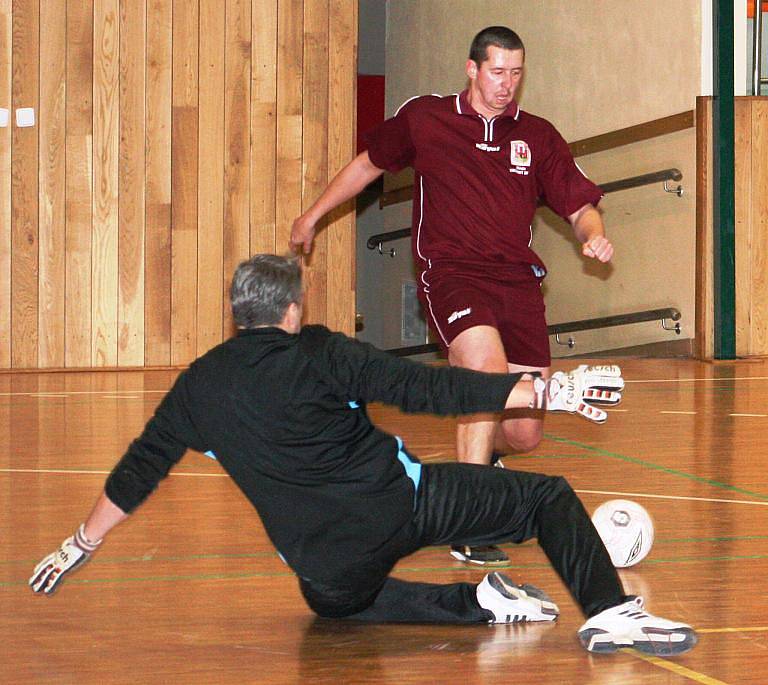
230, 254, 303, 328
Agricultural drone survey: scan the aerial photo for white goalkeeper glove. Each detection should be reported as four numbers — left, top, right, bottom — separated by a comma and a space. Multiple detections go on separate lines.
529, 364, 624, 424
29, 524, 102, 595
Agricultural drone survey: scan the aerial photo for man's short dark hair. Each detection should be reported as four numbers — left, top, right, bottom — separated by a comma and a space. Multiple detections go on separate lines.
468, 26, 525, 65
230, 254, 303, 328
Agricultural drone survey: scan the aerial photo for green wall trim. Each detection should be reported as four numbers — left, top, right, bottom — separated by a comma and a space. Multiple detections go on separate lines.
712, 0, 737, 358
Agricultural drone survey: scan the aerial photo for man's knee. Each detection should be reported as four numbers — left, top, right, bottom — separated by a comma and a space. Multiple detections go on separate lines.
500, 420, 543, 453
299, 577, 378, 619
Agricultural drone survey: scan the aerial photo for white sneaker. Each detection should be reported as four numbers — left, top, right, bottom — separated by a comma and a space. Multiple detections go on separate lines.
578, 596, 697, 656
476, 572, 559, 623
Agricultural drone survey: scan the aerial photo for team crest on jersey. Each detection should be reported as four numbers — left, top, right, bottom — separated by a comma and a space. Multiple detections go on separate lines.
509, 140, 531, 175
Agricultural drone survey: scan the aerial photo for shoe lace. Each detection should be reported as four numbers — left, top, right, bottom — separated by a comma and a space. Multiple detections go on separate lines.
618, 596, 649, 620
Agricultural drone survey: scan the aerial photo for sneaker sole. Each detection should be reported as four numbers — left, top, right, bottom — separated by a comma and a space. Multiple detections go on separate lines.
449, 549, 509, 566
578, 627, 698, 656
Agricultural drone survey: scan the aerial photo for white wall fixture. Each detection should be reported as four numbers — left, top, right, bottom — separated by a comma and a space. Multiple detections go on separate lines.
0, 108, 8, 127
15, 107, 35, 127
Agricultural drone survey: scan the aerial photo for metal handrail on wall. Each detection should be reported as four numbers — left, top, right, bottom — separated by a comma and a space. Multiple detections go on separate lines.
385, 308, 681, 357
367, 168, 684, 253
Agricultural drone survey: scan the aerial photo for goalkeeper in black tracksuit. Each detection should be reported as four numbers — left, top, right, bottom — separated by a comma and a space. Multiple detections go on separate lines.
29, 254, 696, 656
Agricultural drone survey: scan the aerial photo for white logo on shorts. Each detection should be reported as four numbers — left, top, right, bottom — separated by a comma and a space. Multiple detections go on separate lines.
448, 307, 472, 324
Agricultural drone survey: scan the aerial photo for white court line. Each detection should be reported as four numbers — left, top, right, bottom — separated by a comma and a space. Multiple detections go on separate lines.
576, 488, 768, 507
3, 469, 767, 506
627, 375, 768, 384
729, 413, 768, 417
1, 375, 765, 397
660, 410, 697, 415
26, 393, 71, 398
0, 468, 228, 478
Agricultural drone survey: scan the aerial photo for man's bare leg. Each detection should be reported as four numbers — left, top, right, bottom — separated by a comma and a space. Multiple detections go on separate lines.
447, 327, 549, 565
448, 326, 508, 466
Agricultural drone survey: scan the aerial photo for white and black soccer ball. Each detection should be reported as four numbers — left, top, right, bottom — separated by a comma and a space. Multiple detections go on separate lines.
591, 499, 654, 568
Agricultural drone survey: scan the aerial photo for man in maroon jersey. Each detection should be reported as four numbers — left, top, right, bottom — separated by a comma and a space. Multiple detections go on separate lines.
291, 26, 614, 566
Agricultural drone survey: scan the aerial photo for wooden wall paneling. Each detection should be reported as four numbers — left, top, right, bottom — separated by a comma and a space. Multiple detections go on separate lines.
144, 0, 172, 365
221, 0, 251, 339
734, 99, 752, 356
0, 0, 11, 368
38, 1, 66, 368
695, 97, 713, 360
250, 0, 277, 257
300, 0, 329, 326
93, 0, 120, 366
171, 0, 198, 365
118, 0, 146, 366
326, 0, 356, 334
750, 99, 768, 355
11, 0, 39, 368
275, 0, 303, 260
65, 0, 94, 369
196, 0, 225, 353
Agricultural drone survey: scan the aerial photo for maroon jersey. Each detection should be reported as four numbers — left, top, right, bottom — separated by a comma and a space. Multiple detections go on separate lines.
365, 91, 603, 273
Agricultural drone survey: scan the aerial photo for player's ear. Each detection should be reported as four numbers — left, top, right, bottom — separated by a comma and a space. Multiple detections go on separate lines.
466, 59, 478, 79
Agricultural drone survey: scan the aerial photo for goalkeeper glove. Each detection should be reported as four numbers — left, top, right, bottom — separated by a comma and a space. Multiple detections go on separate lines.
529, 364, 624, 424
29, 524, 102, 595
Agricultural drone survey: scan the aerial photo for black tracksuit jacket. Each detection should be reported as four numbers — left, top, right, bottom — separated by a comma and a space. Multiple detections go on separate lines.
105, 325, 520, 584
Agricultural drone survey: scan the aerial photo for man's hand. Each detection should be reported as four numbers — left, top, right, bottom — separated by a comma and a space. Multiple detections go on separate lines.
582, 235, 614, 263
290, 214, 317, 255
29, 525, 102, 595
530, 364, 624, 423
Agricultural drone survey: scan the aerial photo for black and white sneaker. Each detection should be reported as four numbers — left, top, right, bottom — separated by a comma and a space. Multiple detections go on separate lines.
450, 544, 509, 566
578, 596, 697, 656
476, 572, 559, 623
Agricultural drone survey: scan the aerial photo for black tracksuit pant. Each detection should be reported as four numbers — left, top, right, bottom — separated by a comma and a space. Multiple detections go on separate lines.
298, 463, 625, 623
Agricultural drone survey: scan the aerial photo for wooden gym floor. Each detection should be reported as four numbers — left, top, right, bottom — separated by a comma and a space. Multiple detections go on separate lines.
2, 357, 768, 684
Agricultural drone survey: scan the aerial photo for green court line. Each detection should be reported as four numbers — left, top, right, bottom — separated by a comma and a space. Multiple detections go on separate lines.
7, 552, 768, 589
2, 550, 280, 566
659, 534, 768, 544
9, 569, 293, 588
638, 553, 768, 565
544, 434, 768, 501
501, 453, 590, 461
8, 535, 767, 568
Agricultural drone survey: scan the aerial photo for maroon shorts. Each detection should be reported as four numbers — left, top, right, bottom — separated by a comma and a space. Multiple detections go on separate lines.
417, 263, 551, 367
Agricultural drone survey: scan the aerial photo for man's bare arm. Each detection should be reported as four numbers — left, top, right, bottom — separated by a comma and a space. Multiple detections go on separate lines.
290, 151, 385, 254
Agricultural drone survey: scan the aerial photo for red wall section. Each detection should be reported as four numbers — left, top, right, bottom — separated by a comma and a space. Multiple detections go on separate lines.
357, 74, 385, 153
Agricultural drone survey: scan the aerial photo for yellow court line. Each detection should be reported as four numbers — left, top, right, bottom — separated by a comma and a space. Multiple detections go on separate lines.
623, 650, 728, 685
0, 468, 228, 478
575, 488, 768, 507
697, 626, 768, 634
0, 389, 166, 397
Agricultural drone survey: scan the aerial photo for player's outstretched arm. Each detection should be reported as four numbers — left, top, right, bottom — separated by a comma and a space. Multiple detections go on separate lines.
290, 151, 384, 254
519, 364, 624, 424
29, 492, 128, 595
